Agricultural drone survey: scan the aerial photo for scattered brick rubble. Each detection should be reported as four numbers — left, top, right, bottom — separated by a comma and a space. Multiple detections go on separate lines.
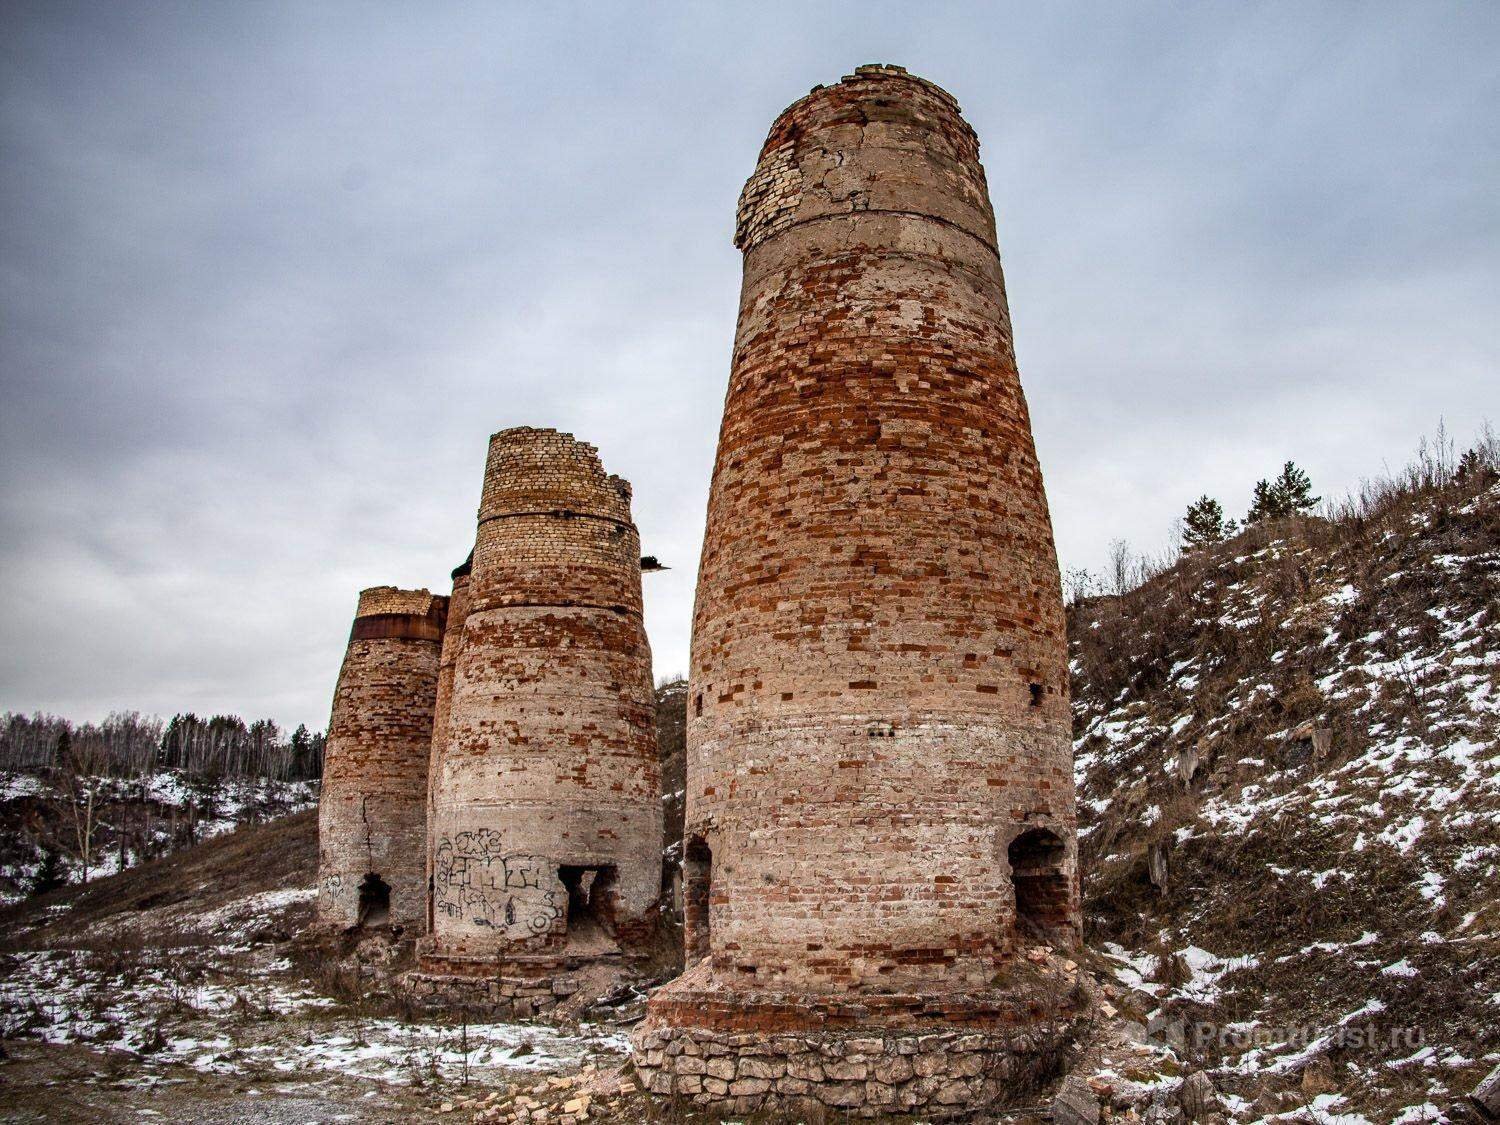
461, 1065, 632, 1125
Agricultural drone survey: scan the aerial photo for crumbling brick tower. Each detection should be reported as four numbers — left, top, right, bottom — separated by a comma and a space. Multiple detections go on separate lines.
415, 428, 661, 1011
636, 66, 1081, 1115
317, 586, 448, 932
424, 551, 472, 934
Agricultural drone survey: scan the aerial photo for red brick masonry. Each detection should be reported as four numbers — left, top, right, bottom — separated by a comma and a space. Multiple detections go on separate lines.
638, 62, 1081, 1114
317, 587, 448, 931
421, 428, 661, 974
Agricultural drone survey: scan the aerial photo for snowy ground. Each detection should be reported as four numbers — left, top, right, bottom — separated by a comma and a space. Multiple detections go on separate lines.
1, 948, 623, 1089
0, 883, 630, 1122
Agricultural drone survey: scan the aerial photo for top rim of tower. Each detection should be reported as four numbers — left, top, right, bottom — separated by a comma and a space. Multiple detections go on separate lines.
487, 424, 594, 452
354, 585, 445, 620
734, 64, 993, 254
757, 63, 974, 161
480, 425, 635, 524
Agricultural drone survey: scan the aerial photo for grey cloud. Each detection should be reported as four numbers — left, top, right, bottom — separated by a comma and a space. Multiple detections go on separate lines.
2, 1, 1496, 728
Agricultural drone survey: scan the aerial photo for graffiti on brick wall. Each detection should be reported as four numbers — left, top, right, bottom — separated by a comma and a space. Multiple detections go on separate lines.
432, 828, 565, 938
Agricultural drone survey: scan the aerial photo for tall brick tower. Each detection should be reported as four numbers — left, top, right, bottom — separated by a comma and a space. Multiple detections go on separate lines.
317, 586, 448, 932
414, 428, 661, 1013
424, 551, 472, 934
636, 66, 1081, 1115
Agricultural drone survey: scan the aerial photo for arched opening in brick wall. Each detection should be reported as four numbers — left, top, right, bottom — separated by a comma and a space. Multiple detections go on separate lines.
1008, 828, 1070, 945
357, 873, 391, 927
683, 836, 713, 965
559, 864, 620, 953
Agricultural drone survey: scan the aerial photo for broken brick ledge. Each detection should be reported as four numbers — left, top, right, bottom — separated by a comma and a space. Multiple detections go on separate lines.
403, 951, 639, 1019
638, 952, 1086, 1033
642, 984, 1080, 1033
413, 947, 623, 978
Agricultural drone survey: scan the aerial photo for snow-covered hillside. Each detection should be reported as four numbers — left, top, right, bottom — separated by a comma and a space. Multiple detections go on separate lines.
0, 769, 318, 903
1071, 464, 1498, 1121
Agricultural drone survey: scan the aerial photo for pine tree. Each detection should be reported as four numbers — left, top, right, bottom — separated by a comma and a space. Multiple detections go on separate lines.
1455, 446, 1497, 486
1246, 462, 1319, 524
1182, 496, 1236, 550
1272, 461, 1319, 514
30, 848, 68, 896
1245, 478, 1281, 524
290, 724, 312, 780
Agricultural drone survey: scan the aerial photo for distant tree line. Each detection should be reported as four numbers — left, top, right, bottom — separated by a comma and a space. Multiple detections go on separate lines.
0, 710, 324, 782
2, 711, 323, 893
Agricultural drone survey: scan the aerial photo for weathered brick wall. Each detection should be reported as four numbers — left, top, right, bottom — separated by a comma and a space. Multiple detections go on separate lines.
429, 565, 472, 762
424, 557, 472, 933
317, 586, 448, 931
671, 65, 1078, 1004
355, 586, 445, 618
424, 428, 661, 966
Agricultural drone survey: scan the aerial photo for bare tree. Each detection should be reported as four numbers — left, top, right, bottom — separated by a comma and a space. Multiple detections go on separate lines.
1108, 538, 1134, 596
1063, 567, 1096, 606
58, 730, 108, 883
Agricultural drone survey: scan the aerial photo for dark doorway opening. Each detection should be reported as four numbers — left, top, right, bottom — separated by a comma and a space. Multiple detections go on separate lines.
357, 873, 391, 927
559, 864, 619, 952
683, 836, 713, 966
1008, 828, 1071, 946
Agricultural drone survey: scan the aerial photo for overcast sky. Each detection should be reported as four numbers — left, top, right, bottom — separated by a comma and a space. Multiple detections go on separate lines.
2, 2, 1496, 732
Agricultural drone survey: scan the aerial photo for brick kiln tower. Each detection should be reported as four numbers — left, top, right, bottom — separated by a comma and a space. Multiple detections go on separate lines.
317, 586, 448, 932
424, 551, 472, 934
415, 428, 661, 1010
636, 65, 1081, 1115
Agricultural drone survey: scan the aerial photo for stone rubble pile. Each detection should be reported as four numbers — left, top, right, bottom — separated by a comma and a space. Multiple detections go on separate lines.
450, 1065, 633, 1125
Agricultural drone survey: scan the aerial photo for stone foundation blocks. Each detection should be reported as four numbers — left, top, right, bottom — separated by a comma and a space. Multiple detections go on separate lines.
630, 1022, 1079, 1118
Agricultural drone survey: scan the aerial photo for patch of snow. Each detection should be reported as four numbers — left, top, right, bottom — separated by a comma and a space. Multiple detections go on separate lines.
1417, 871, 1445, 906
1175, 946, 1259, 1005
0, 773, 46, 800
1100, 942, 1162, 996
1376, 815, 1425, 853
1391, 1104, 1444, 1124
1386, 1045, 1436, 1069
